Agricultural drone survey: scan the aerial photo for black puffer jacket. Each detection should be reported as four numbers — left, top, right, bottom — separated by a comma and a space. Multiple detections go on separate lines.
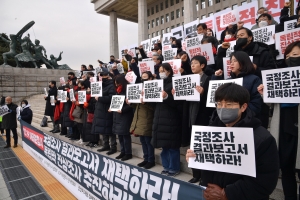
2, 103, 18, 129
91, 79, 115, 135
44, 87, 57, 116
112, 91, 134, 135
61, 94, 73, 128
152, 76, 183, 148
20, 106, 33, 124
201, 108, 279, 200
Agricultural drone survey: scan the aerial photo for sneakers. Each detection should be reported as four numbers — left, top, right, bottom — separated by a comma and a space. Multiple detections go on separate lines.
116, 152, 125, 159
121, 154, 132, 161
106, 149, 117, 155
167, 171, 180, 177
137, 160, 148, 167
144, 162, 155, 169
161, 170, 168, 175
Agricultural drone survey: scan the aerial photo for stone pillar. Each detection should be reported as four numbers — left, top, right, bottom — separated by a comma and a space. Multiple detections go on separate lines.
109, 11, 119, 58
138, 0, 148, 44
184, 0, 197, 24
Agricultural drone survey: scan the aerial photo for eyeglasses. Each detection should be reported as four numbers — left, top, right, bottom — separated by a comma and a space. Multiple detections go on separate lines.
215, 101, 240, 108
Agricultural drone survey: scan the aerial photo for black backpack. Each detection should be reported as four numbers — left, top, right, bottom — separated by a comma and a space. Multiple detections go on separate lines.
40, 116, 48, 127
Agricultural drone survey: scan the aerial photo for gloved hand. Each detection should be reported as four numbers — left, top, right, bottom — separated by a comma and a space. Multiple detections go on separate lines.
204, 183, 228, 200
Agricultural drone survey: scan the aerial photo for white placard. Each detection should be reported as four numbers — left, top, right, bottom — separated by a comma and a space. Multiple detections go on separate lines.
206, 78, 243, 107
186, 43, 215, 65
109, 95, 125, 112
61, 91, 67, 103
60, 77, 66, 86
78, 91, 86, 104
95, 67, 102, 75
50, 96, 55, 106
263, 0, 288, 23
0, 105, 10, 117
261, 66, 300, 103
44, 88, 48, 96
90, 77, 97, 83
150, 35, 161, 49
127, 83, 143, 103
252, 25, 275, 45
171, 25, 184, 40
143, 80, 163, 102
225, 40, 236, 57
142, 58, 153, 62
57, 90, 63, 101
238, 1, 258, 29
147, 51, 154, 58
172, 74, 200, 101
117, 63, 125, 74
125, 71, 137, 84
69, 89, 75, 101
284, 19, 297, 31
141, 39, 151, 53
200, 16, 215, 36
184, 19, 199, 38
75, 70, 81, 78
163, 45, 177, 61
189, 126, 256, 177
185, 37, 201, 49
220, 10, 239, 28
162, 59, 182, 77
275, 28, 300, 60
138, 61, 155, 75
162, 33, 173, 45
214, 8, 231, 40
91, 82, 102, 97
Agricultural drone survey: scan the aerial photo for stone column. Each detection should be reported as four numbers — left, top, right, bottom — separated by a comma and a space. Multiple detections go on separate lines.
110, 11, 119, 58
184, 0, 197, 24
138, 0, 148, 44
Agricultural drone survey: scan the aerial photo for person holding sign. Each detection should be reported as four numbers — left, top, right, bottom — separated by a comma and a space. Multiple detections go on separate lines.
258, 41, 300, 200
128, 72, 156, 169
0, 96, 5, 136
2, 97, 18, 148
110, 75, 134, 161
178, 51, 193, 75
152, 63, 183, 177
201, 36, 218, 76
186, 83, 279, 200
196, 23, 219, 49
213, 51, 262, 116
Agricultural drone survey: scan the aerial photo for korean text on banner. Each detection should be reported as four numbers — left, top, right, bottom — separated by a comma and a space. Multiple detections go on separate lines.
263, 0, 288, 22
125, 71, 137, 84
200, 16, 215, 35
141, 39, 151, 53
138, 61, 155, 75
189, 126, 256, 177
284, 19, 297, 31
143, 79, 163, 102
78, 91, 86, 104
275, 28, 300, 60
214, 8, 232, 40
207, 78, 243, 107
69, 89, 75, 101
127, 83, 143, 103
110, 95, 125, 111
91, 82, 102, 97
262, 66, 300, 103
238, 1, 258, 29
252, 25, 275, 45
150, 35, 161, 49
57, 90, 63, 101
186, 43, 215, 65
184, 19, 199, 38
163, 45, 177, 61
162, 32, 173, 45
61, 91, 67, 103
220, 10, 239, 28
172, 74, 200, 101
162, 59, 182, 77
171, 25, 184, 40
0, 105, 9, 117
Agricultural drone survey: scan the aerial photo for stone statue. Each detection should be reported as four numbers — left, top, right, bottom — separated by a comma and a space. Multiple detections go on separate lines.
49, 52, 71, 70
33, 39, 53, 69
14, 34, 39, 68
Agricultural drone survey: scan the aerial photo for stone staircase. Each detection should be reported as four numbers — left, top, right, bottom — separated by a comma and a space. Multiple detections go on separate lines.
14, 94, 289, 200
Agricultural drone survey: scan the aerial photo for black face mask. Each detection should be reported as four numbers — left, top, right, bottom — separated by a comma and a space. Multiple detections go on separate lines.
234, 38, 248, 51
102, 78, 108, 82
49, 85, 52, 88
285, 56, 300, 67
171, 45, 177, 48
110, 59, 115, 62
68, 76, 72, 80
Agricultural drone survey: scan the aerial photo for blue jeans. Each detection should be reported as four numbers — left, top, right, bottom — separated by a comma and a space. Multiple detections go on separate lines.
160, 148, 180, 173
140, 136, 155, 163
118, 135, 132, 155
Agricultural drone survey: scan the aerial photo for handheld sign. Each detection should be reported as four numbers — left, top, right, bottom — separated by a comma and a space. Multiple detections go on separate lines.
206, 78, 243, 107
186, 43, 215, 65
138, 61, 155, 75
69, 89, 75, 101
90, 77, 97, 83
284, 19, 297, 31
163, 45, 177, 61
109, 95, 125, 112
78, 91, 86, 104
50, 96, 55, 106
189, 126, 256, 177
91, 82, 102, 97
61, 91, 67, 103
60, 77, 66, 86
57, 90, 63, 101
143, 79, 163, 102
220, 10, 239, 28
172, 74, 200, 101
275, 29, 300, 60
125, 71, 137, 84
75, 70, 81, 78
261, 66, 300, 103
252, 25, 275, 45
0, 105, 10, 117
162, 59, 181, 77
117, 63, 125, 74
127, 83, 143, 103
44, 88, 48, 97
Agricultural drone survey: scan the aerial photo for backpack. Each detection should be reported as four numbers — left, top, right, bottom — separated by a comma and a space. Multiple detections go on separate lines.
40, 116, 48, 127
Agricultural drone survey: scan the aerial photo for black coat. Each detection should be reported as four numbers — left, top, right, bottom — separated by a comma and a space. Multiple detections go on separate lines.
91, 79, 115, 135
2, 103, 18, 129
201, 109, 279, 200
82, 97, 98, 143
44, 87, 57, 116
112, 91, 134, 135
20, 106, 33, 124
61, 98, 73, 128
152, 77, 183, 148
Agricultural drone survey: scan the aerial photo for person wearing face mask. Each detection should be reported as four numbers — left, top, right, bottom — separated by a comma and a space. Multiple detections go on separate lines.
223, 29, 236, 42
67, 72, 77, 87
178, 51, 193, 75
258, 41, 300, 200
197, 23, 219, 48
201, 36, 219, 76
91, 71, 117, 155
152, 63, 183, 177
2, 96, 18, 148
251, 7, 278, 30
18, 100, 32, 124
109, 55, 115, 64
186, 83, 279, 200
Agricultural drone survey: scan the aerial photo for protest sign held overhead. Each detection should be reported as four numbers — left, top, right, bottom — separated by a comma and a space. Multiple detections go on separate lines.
138, 61, 155, 75
263, 0, 287, 22
184, 19, 199, 38
78, 91, 86, 104
189, 126, 256, 177
186, 43, 215, 65
50, 96, 55, 106
57, 90, 63, 101
162, 59, 181, 77
91, 82, 102, 97
61, 91, 67, 103
171, 25, 184, 40
162, 32, 173, 45
172, 74, 200, 101
237, 1, 258, 29
117, 63, 125, 74
127, 83, 143, 103
59, 77, 66, 86
69, 89, 75, 101
150, 35, 161, 49
252, 25, 275, 45
220, 10, 239, 28
0, 105, 9, 117
284, 19, 297, 31
207, 78, 243, 107
214, 8, 231, 39
141, 39, 151, 53
185, 36, 201, 49
143, 80, 163, 102
261, 66, 300, 103
44, 88, 48, 97
125, 71, 137, 84
75, 70, 81, 78
110, 95, 125, 112
275, 28, 300, 60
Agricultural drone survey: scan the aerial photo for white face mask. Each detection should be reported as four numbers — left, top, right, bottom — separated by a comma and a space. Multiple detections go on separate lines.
159, 72, 167, 79
259, 21, 268, 28
21, 104, 26, 108
225, 35, 232, 39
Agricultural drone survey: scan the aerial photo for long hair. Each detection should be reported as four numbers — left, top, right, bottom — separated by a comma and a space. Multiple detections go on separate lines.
230, 51, 255, 75
114, 74, 129, 93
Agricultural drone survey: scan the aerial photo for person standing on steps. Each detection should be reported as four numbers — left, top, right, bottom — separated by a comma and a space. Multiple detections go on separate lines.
2, 97, 18, 148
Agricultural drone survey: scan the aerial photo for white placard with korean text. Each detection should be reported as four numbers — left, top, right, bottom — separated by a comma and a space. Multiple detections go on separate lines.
61, 91, 67, 103
284, 19, 297, 31
171, 26, 184, 40
252, 25, 275, 45
69, 89, 75, 101
125, 71, 137, 84
172, 74, 200, 101
162, 59, 181, 77
91, 82, 102, 97
143, 80, 163, 102
109, 95, 125, 112
189, 126, 256, 177
275, 29, 300, 60
57, 90, 63, 101
127, 83, 143, 103
138, 61, 155, 75
0, 105, 9, 117
78, 91, 86, 104
220, 10, 240, 28
186, 43, 215, 65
